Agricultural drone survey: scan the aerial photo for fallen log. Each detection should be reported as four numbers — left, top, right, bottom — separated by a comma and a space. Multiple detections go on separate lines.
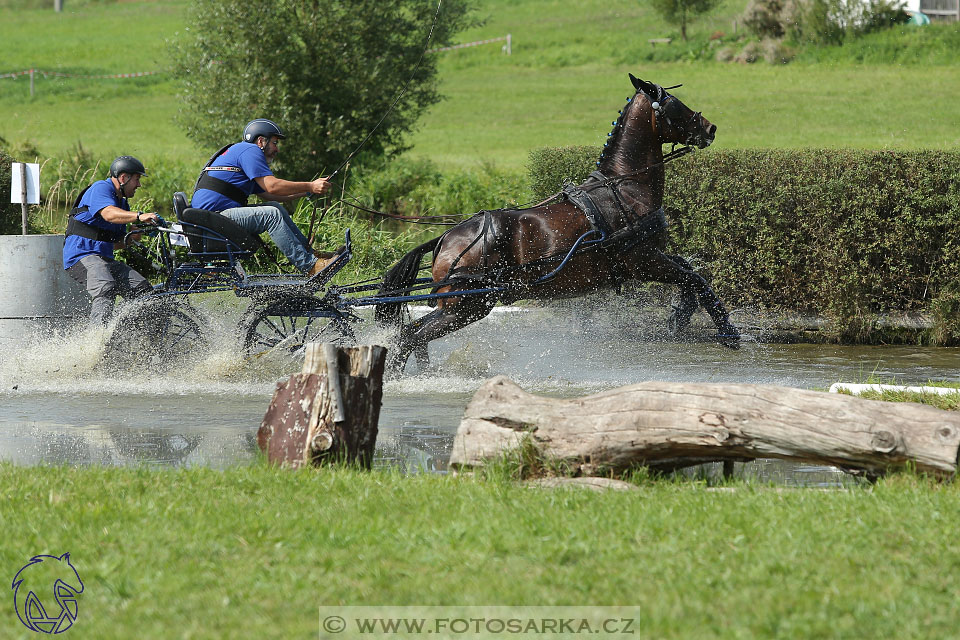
450, 376, 960, 477
257, 344, 387, 468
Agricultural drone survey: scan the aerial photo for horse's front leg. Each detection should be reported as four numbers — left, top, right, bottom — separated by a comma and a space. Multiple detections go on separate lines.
664, 254, 699, 335
633, 250, 740, 348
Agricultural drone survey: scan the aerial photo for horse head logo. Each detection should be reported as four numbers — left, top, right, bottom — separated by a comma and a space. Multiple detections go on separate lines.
12, 553, 84, 634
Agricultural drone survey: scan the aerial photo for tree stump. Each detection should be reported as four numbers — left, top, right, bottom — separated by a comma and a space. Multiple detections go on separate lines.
450, 376, 960, 477
257, 344, 387, 468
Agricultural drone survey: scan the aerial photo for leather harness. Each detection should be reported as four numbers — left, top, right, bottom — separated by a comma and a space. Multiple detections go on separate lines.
563, 170, 666, 252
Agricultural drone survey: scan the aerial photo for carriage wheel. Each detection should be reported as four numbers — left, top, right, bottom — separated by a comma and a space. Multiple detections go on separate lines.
240, 295, 355, 359
104, 297, 207, 371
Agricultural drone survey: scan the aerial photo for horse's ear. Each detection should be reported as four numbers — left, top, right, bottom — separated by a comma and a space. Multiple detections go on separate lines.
629, 73, 657, 97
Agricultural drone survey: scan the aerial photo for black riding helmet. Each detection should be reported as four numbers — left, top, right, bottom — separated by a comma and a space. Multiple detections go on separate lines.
243, 119, 285, 143
109, 155, 147, 178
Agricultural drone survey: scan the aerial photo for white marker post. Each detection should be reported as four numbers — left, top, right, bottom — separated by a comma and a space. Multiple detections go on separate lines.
11, 162, 40, 235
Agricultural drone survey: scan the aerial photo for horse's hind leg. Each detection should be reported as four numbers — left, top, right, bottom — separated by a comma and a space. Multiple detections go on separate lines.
389, 296, 497, 374
638, 250, 740, 348
413, 344, 430, 371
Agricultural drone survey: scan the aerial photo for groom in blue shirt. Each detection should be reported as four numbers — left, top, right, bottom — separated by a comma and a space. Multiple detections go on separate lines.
64, 155, 160, 325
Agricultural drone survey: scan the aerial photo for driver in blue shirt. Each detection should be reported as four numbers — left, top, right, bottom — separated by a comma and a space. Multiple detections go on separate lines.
191, 119, 339, 276
63, 156, 160, 326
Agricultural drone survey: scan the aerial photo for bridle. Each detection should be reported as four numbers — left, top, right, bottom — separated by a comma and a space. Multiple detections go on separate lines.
647, 85, 710, 148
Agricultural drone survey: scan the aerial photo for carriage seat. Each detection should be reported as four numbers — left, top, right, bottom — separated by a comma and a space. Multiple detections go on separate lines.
171, 191, 260, 257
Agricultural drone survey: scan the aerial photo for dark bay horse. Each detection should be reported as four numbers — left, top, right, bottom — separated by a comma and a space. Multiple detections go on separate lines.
377, 73, 739, 373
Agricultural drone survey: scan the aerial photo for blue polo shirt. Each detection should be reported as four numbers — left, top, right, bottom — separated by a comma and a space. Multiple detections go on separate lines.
191, 142, 274, 211
63, 179, 128, 270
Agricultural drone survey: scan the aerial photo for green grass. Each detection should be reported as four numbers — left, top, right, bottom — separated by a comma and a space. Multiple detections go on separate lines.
3, 463, 960, 638
0, 1, 191, 163
2, 0, 959, 173
406, 62, 960, 169
792, 22, 960, 65
832, 376, 960, 411
0, 1, 184, 69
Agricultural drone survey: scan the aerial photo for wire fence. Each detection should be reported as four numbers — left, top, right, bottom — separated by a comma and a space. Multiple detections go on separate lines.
0, 68, 164, 96
0, 69, 162, 80
429, 34, 511, 54
1, 34, 513, 95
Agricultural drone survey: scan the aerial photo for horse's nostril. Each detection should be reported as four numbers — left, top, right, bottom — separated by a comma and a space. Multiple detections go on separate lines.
707, 124, 717, 137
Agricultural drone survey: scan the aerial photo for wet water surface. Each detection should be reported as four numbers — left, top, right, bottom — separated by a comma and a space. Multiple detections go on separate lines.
1, 303, 957, 483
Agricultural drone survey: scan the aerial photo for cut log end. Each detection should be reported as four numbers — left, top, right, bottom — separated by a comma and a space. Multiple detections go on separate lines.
257, 344, 387, 469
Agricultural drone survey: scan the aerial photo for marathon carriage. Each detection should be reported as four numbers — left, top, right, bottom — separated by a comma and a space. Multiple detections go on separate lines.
108, 188, 607, 370
108, 75, 739, 374
106, 191, 356, 369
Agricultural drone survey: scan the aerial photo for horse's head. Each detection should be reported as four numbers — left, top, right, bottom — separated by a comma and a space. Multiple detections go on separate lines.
629, 73, 716, 149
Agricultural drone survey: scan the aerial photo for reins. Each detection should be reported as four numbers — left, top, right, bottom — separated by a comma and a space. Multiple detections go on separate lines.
530, 144, 696, 207
338, 196, 463, 225
327, 0, 445, 181
328, 145, 696, 226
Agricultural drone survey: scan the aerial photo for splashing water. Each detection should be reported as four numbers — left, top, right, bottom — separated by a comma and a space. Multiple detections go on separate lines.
1, 296, 958, 475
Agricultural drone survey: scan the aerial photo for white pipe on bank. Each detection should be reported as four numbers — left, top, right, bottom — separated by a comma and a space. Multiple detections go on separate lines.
829, 383, 960, 396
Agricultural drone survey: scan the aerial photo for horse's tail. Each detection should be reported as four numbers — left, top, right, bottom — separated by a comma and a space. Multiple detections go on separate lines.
375, 236, 442, 327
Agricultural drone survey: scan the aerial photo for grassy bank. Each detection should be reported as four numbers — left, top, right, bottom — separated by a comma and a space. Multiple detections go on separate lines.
2, 463, 960, 638
2, 1, 959, 170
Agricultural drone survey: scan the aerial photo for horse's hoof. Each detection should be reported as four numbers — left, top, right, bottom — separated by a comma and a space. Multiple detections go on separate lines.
716, 328, 741, 350
666, 306, 690, 337
666, 311, 680, 336
718, 337, 741, 350
384, 356, 408, 379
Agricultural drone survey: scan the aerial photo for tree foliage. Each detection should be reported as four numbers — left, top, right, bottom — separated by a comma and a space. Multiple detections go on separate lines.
170, 0, 477, 180
649, 0, 721, 41
747, 0, 910, 46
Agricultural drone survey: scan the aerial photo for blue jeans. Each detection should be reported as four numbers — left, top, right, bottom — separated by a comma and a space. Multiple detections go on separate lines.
219, 202, 314, 272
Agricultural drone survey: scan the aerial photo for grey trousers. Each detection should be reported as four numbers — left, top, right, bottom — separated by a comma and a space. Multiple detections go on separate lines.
66, 255, 153, 325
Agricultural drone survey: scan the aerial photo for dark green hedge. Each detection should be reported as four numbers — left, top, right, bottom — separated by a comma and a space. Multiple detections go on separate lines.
528, 147, 960, 344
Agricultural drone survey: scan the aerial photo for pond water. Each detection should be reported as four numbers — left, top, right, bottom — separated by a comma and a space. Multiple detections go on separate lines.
1, 299, 957, 485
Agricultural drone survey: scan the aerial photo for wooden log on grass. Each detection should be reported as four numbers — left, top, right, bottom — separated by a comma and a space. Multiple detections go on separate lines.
450, 376, 960, 477
257, 344, 387, 468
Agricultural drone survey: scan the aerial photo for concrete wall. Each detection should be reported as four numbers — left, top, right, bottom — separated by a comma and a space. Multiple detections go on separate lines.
0, 234, 89, 344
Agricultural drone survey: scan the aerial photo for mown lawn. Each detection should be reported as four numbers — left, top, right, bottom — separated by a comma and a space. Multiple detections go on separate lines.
2, 464, 959, 639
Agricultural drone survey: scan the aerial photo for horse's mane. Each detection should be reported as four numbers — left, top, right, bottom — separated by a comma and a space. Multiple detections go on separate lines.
596, 84, 656, 170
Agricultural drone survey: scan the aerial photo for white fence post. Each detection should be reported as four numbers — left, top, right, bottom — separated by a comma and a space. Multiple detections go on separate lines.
19, 163, 28, 235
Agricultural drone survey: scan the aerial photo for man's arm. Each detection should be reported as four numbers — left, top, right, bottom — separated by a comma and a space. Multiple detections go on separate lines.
256, 175, 330, 198
99, 206, 159, 225
100, 206, 159, 249
259, 191, 309, 203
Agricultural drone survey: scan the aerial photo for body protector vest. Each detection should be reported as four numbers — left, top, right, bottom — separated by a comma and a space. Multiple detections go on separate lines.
193, 143, 250, 207
65, 183, 125, 243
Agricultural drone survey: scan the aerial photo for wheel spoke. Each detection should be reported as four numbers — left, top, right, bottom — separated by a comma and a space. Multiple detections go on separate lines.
104, 299, 206, 371
242, 296, 354, 358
